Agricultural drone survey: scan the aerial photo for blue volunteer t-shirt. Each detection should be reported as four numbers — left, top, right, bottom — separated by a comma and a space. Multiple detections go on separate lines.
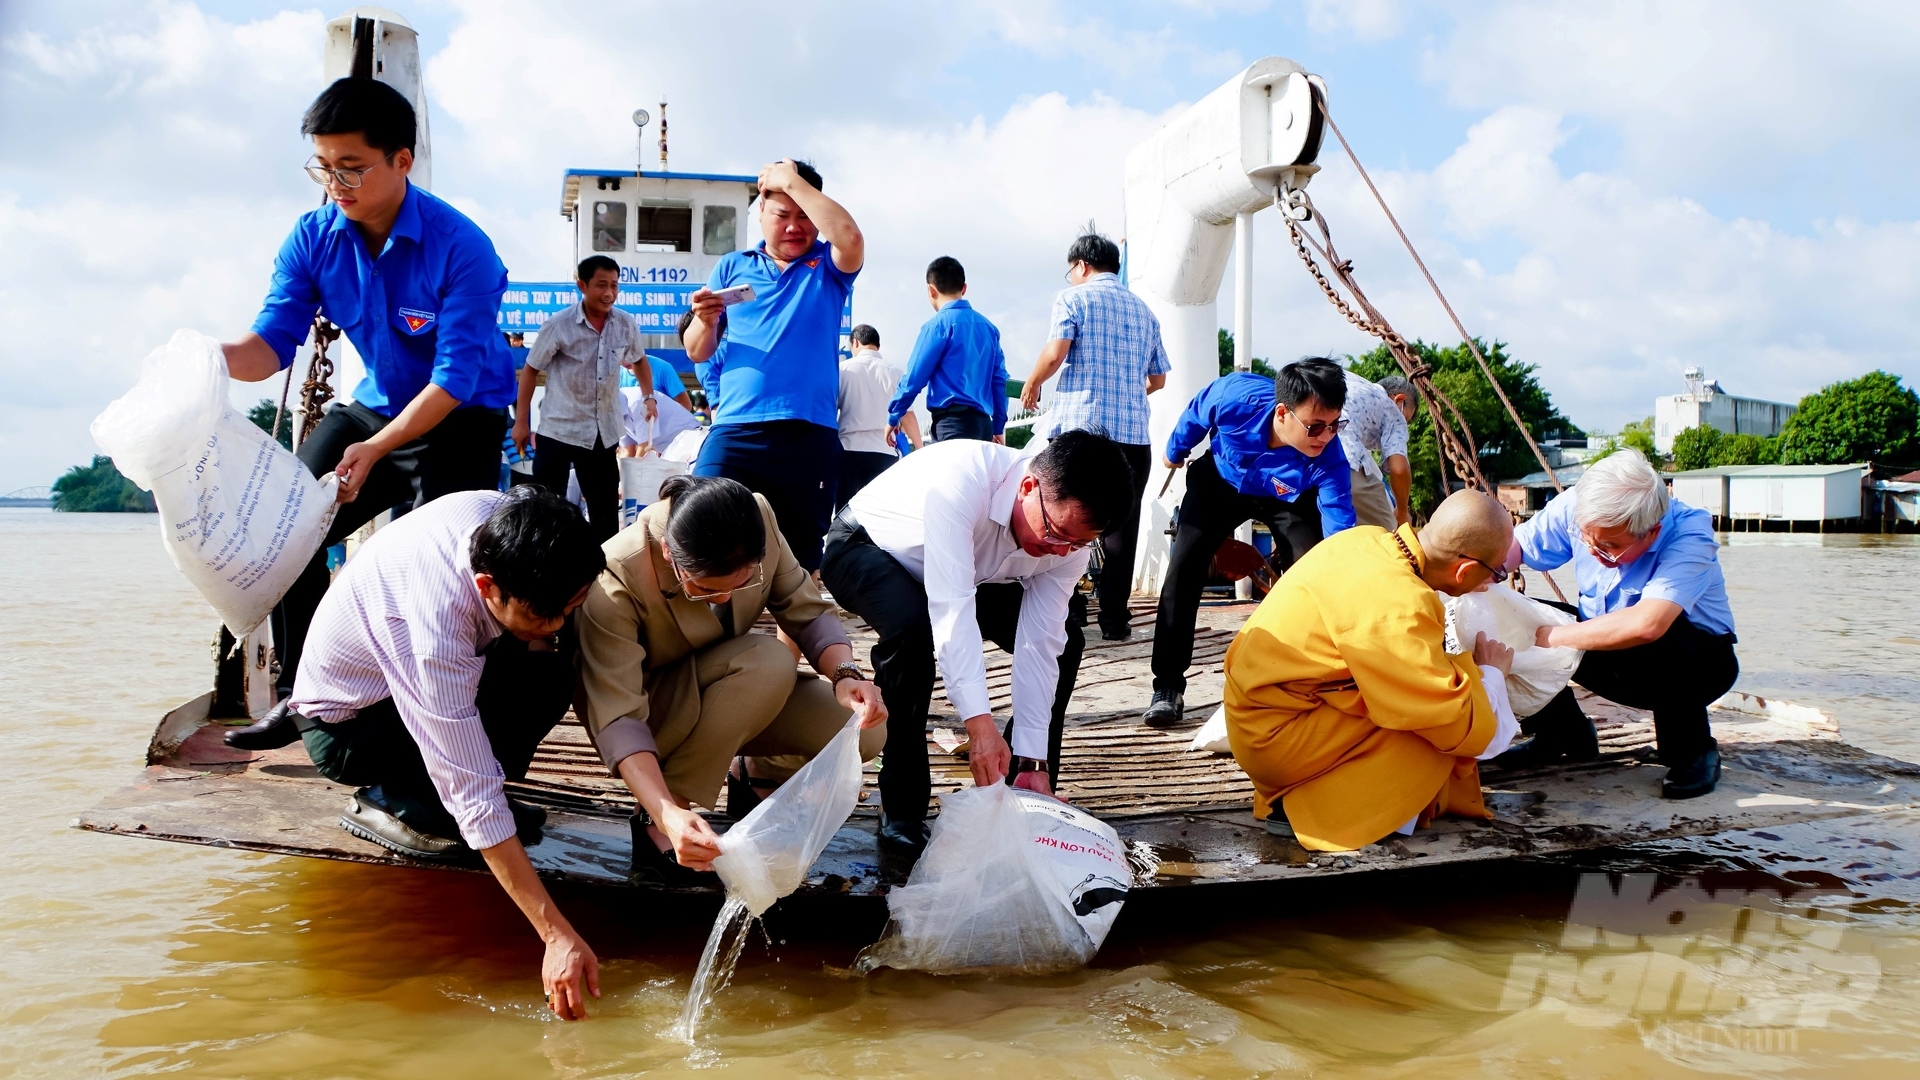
701, 239, 857, 429
1516, 488, 1736, 636
888, 298, 1009, 432
251, 182, 516, 416
1165, 372, 1357, 537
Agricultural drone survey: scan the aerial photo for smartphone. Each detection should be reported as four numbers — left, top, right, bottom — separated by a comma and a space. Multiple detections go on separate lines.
715, 283, 757, 307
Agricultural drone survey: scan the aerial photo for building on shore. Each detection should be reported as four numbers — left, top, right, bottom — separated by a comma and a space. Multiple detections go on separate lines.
1725, 464, 1867, 530
1653, 367, 1797, 454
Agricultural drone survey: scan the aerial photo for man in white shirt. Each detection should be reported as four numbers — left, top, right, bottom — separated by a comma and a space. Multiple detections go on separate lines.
818, 431, 1137, 856
1339, 371, 1416, 529
836, 324, 924, 509
284, 485, 610, 1020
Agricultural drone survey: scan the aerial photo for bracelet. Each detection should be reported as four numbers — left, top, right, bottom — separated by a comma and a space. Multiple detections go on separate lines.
830, 661, 864, 686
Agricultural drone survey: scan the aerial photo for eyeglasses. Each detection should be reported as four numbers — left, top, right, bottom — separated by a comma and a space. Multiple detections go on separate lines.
1465, 555, 1508, 584
669, 555, 763, 602
1288, 414, 1350, 439
1582, 525, 1658, 567
1063, 262, 1085, 284
304, 155, 386, 189
1037, 492, 1096, 551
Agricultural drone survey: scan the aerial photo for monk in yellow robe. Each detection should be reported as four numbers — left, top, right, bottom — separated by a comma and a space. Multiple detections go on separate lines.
1224, 489, 1521, 851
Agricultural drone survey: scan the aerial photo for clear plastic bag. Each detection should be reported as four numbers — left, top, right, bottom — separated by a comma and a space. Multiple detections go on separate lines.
90, 330, 338, 637
1446, 586, 1583, 717
855, 784, 1131, 976
711, 717, 865, 917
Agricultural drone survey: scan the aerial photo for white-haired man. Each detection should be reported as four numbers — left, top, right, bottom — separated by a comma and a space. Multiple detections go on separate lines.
1498, 449, 1736, 798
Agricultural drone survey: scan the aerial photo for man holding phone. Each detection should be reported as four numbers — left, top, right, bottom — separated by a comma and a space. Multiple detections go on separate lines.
683, 159, 863, 571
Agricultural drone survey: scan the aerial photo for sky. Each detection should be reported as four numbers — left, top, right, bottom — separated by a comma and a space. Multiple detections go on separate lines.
2, 0, 1917, 493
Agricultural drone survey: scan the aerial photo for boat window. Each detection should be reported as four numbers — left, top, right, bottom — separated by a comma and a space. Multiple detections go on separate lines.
635, 197, 693, 252
592, 201, 627, 252
703, 205, 737, 255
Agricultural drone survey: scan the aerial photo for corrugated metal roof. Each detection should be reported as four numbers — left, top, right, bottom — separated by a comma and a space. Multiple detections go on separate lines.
1669, 466, 1767, 478
1724, 464, 1868, 478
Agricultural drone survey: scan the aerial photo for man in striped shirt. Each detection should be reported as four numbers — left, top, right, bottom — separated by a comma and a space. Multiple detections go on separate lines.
286, 486, 610, 1020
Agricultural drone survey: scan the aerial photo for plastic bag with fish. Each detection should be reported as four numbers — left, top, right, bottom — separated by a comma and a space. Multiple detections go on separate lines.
711, 717, 865, 916
1446, 585, 1583, 717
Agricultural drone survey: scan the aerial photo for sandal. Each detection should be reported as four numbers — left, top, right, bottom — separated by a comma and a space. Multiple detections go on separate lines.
627, 811, 712, 887
725, 756, 782, 820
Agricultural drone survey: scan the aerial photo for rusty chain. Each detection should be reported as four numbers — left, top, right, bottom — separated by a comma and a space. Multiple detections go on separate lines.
295, 317, 341, 450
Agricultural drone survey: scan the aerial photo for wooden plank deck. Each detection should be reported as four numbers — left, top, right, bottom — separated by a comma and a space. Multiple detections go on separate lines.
75, 596, 1920, 900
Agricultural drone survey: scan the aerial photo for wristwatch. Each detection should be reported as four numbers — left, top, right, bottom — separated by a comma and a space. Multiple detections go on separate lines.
1010, 755, 1049, 775
830, 661, 865, 687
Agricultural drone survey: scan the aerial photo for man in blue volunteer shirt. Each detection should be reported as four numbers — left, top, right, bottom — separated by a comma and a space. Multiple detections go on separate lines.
1496, 449, 1737, 799
218, 78, 517, 749
887, 256, 1008, 444
683, 158, 863, 571
1146, 358, 1358, 726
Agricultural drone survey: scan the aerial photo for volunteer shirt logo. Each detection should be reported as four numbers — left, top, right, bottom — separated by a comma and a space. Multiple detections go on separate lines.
1270, 477, 1296, 499
804, 258, 820, 268
399, 308, 435, 333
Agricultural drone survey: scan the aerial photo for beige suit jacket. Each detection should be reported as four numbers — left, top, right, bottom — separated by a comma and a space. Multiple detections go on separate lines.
574, 494, 851, 773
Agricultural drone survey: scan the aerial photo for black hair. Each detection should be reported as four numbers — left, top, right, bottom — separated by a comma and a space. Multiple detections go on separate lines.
469, 487, 607, 619
1274, 357, 1348, 412
1029, 430, 1137, 533
926, 256, 966, 296
850, 324, 880, 348
657, 475, 766, 577
302, 77, 416, 157
1066, 227, 1121, 274
577, 255, 620, 283
790, 159, 824, 192
676, 309, 695, 339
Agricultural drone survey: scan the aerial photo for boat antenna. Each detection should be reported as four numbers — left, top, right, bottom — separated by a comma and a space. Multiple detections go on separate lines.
658, 101, 668, 172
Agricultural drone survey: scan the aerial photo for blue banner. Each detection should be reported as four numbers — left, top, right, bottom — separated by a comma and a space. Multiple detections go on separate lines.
499, 281, 852, 335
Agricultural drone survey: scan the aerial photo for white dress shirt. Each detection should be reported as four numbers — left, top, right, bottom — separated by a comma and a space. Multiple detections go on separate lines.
1338, 372, 1411, 480
847, 440, 1089, 760
290, 490, 518, 850
838, 349, 905, 455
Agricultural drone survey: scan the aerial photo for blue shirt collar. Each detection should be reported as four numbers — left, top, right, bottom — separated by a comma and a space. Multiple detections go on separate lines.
940, 298, 972, 312
749, 238, 832, 265
324, 181, 423, 252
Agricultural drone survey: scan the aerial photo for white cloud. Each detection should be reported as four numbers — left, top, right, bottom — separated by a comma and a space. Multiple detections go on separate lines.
1305, 0, 1403, 42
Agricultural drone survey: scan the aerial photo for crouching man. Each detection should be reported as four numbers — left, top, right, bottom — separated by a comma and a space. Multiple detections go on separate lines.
1499, 449, 1736, 799
286, 486, 609, 1019
1223, 490, 1522, 852
819, 431, 1136, 856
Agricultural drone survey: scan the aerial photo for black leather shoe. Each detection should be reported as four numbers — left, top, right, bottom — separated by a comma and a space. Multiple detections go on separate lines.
1143, 690, 1185, 728
223, 698, 301, 751
627, 812, 711, 886
1661, 742, 1722, 800
1100, 625, 1132, 642
1486, 734, 1548, 771
877, 812, 931, 857
724, 756, 781, 821
509, 798, 546, 843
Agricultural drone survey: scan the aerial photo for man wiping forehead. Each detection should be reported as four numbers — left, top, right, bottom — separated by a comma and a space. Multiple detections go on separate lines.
1223, 489, 1523, 852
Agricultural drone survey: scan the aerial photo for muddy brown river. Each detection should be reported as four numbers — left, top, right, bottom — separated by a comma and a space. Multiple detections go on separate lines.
4, 508, 1918, 1077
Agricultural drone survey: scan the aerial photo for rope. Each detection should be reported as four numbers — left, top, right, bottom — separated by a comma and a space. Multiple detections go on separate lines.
1315, 105, 1566, 492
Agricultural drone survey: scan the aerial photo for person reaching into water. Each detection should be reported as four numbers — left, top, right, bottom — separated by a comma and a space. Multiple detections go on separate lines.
220, 78, 518, 749
573, 475, 888, 885
1222, 489, 1523, 852
1496, 449, 1737, 799
280, 485, 609, 1019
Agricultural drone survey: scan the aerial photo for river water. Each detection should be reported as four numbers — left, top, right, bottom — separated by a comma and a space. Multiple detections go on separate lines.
4, 507, 1918, 1077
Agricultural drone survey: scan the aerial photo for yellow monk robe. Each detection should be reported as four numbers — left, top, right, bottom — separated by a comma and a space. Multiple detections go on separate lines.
1223, 524, 1500, 852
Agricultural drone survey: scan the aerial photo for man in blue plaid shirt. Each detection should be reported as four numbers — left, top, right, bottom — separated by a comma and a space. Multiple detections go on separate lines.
1020, 231, 1169, 640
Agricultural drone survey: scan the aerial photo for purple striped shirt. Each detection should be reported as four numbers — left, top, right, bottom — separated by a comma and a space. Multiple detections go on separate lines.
290, 490, 516, 849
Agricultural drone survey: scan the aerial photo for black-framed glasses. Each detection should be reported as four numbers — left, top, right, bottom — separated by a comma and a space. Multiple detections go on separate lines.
1466, 555, 1508, 584
668, 554, 763, 602
304, 155, 386, 189
1037, 493, 1096, 551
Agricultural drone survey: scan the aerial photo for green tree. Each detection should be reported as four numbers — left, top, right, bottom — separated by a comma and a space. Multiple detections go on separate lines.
1670, 424, 1725, 471
1217, 329, 1277, 379
51, 455, 155, 512
1776, 370, 1919, 466
248, 398, 293, 450
1348, 337, 1579, 517
1712, 433, 1780, 466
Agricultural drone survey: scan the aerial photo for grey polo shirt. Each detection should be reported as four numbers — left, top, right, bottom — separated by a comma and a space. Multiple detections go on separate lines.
525, 302, 641, 448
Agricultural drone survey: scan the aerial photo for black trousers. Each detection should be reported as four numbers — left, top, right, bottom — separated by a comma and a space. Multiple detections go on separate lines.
694, 420, 841, 572
297, 630, 576, 837
1095, 441, 1152, 636
1151, 453, 1323, 693
820, 517, 1087, 821
272, 401, 507, 697
930, 405, 994, 443
1528, 601, 1737, 766
836, 449, 897, 511
531, 432, 619, 542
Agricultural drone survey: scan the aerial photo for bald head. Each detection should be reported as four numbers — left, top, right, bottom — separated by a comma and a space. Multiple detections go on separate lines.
1418, 490, 1513, 568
